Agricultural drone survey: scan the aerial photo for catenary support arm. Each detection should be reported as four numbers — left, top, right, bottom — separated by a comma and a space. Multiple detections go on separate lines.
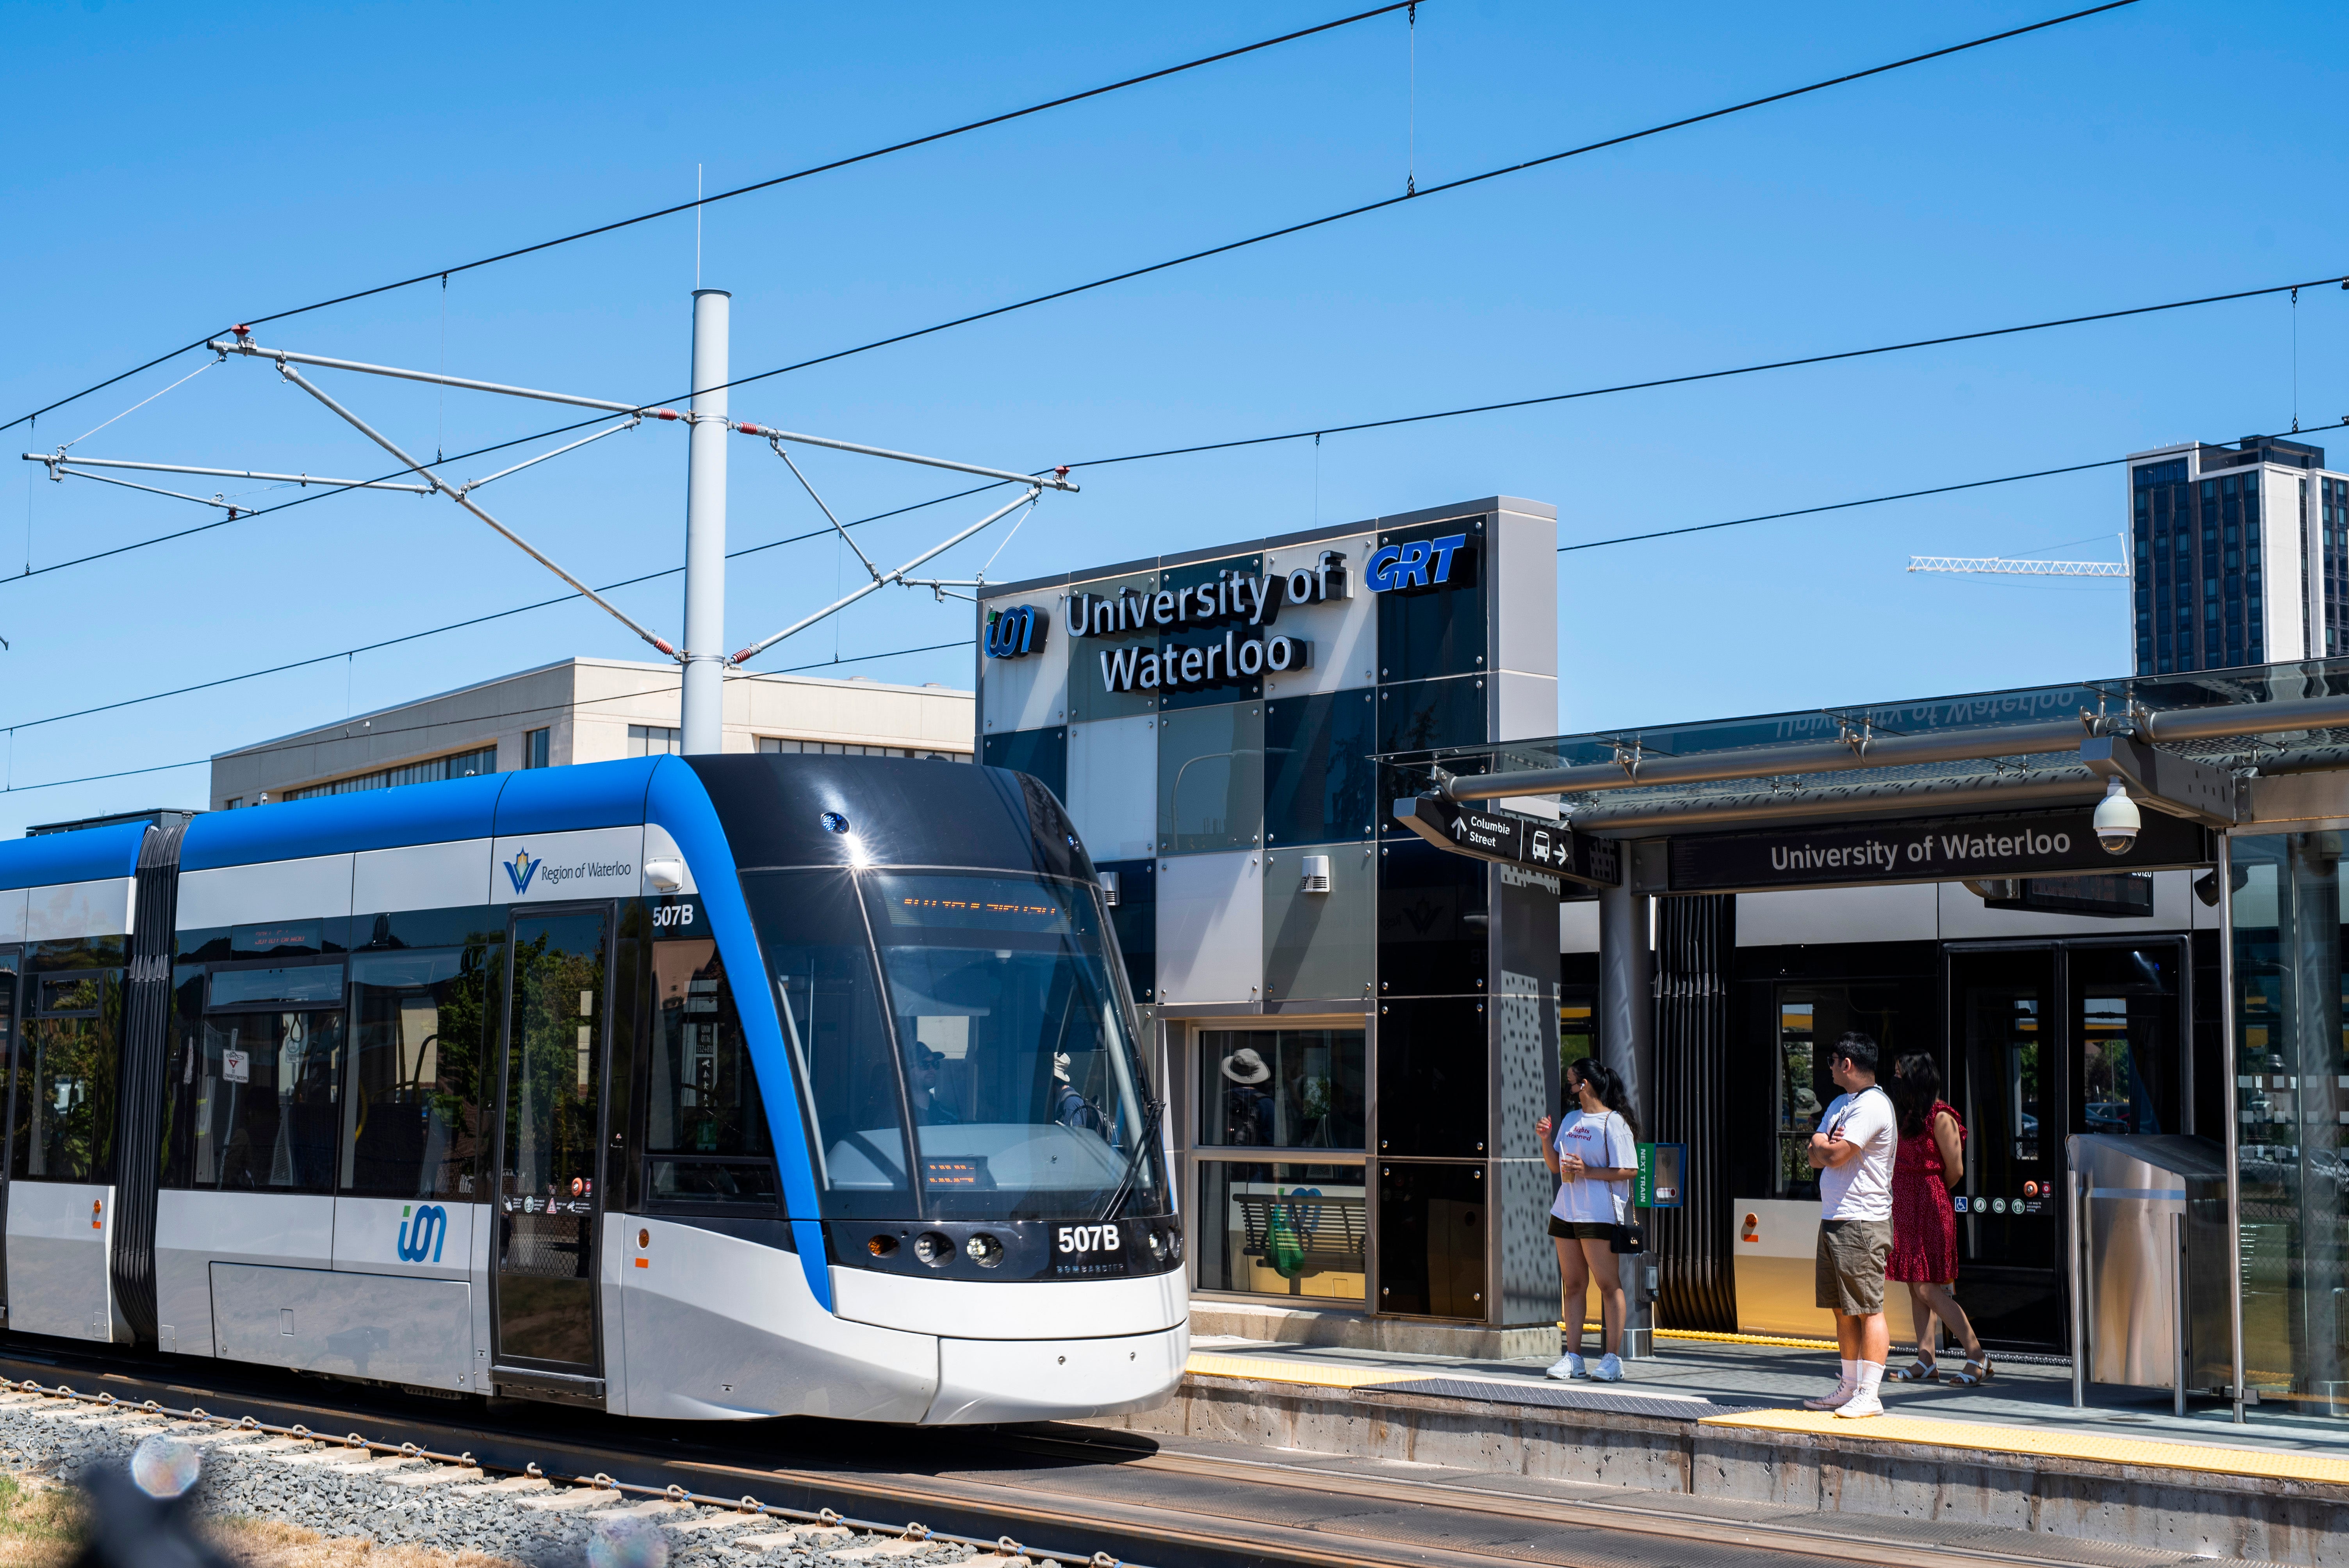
276, 362, 678, 658
729, 486, 1041, 666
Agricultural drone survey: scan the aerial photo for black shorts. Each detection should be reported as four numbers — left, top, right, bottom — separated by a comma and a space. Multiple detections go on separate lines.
1549, 1217, 1619, 1241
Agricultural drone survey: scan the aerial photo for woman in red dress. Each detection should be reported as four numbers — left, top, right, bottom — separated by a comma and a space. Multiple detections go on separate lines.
1885, 1053, 1990, 1386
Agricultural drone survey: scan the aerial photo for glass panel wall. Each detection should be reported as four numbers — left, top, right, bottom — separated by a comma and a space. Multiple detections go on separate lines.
1191, 1026, 1367, 1304
2228, 833, 2349, 1418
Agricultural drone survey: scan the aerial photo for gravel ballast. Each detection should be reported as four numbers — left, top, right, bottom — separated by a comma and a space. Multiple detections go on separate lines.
0, 1391, 1011, 1568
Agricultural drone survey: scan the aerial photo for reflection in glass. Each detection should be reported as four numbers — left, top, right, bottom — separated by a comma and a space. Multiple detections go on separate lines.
1158, 704, 1264, 855
646, 937, 775, 1208
496, 912, 604, 1368
747, 870, 909, 1215
866, 871, 1162, 1219
1772, 983, 1919, 1199
1196, 1162, 1365, 1300
344, 947, 486, 1199
16, 973, 116, 1183
186, 1011, 344, 1192
1195, 1029, 1364, 1150
2227, 837, 2349, 1415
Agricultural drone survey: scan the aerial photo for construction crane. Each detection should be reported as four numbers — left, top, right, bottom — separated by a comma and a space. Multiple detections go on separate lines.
1906, 555, 2127, 577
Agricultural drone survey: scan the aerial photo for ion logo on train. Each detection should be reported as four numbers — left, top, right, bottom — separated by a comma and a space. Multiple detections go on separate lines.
397, 1205, 449, 1264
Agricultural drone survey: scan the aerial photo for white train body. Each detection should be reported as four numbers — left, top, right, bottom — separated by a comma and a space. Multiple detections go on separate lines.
0, 754, 1185, 1422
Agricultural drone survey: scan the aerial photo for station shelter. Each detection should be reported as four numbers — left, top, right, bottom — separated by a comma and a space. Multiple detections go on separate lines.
976, 494, 2349, 1426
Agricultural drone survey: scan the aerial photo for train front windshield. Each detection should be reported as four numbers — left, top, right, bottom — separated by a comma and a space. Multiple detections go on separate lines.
743, 868, 1166, 1222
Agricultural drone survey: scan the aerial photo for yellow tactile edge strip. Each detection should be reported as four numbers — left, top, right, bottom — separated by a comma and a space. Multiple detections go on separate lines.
1184, 1353, 1415, 1389
1699, 1408, 2349, 1488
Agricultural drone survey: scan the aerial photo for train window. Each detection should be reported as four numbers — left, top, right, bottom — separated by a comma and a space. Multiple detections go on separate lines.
861, 871, 1165, 1221
173, 1011, 344, 1192
738, 870, 913, 1219
342, 947, 488, 1199
646, 937, 777, 1210
207, 963, 347, 1010
13, 971, 114, 1183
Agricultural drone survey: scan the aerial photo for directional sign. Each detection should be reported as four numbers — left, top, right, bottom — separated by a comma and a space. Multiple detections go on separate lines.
1391, 796, 1620, 889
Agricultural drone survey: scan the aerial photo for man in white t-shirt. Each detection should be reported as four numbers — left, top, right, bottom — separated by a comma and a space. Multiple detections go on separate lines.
1802, 1031, 1899, 1418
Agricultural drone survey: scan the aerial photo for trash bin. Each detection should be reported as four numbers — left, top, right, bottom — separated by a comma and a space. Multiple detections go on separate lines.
2066, 1132, 2231, 1411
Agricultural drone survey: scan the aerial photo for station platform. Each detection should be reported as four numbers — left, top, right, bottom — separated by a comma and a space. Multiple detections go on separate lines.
1081, 1328, 2349, 1566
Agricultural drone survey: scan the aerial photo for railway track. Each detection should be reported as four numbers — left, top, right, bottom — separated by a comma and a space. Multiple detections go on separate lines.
0, 1338, 2247, 1568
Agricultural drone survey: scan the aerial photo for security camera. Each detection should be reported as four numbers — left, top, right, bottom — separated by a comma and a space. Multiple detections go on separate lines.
2093, 776, 2141, 855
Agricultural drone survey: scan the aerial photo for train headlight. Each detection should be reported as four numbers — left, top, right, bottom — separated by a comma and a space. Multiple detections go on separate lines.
912, 1232, 953, 1267
868, 1234, 899, 1258
965, 1233, 1005, 1269
1144, 1230, 1166, 1260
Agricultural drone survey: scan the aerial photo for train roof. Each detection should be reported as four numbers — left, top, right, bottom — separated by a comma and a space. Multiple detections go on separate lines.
0, 753, 1091, 884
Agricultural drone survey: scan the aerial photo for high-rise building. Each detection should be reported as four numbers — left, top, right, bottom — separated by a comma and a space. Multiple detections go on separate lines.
2127, 435, 2349, 674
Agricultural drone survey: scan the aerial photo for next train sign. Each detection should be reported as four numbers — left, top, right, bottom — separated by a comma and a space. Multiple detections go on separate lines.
1666, 806, 2212, 893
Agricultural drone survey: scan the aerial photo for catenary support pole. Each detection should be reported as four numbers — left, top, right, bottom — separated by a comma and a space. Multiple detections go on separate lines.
1600, 878, 1655, 1358
681, 290, 730, 755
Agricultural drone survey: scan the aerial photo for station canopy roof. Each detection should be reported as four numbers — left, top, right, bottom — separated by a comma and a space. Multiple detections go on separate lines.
1386, 663, 2349, 837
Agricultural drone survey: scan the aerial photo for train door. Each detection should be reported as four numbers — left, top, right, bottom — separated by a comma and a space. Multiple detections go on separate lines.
489, 906, 611, 1404
1946, 940, 2185, 1351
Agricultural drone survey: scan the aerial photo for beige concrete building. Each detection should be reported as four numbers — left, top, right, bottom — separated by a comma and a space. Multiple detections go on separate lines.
209, 657, 972, 809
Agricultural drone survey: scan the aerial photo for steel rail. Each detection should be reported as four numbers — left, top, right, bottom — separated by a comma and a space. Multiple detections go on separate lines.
0, 1345, 2176, 1568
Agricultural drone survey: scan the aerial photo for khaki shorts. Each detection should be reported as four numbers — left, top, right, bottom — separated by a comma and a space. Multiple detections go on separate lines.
1816, 1218, 1892, 1315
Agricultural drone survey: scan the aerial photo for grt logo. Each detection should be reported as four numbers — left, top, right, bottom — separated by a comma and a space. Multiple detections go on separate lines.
397, 1204, 449, 1264
1365, 532, 1470, 593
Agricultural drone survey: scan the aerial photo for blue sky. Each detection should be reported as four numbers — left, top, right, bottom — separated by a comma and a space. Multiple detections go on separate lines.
3, 0, 2344, 833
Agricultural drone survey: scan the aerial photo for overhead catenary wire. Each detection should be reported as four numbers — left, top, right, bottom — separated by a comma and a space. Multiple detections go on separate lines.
1555, 415, 2343, 554
3, 0, 2150, 590
0, 2, 1419, 437
661, 1, 2142, 414
0, 276, 2337, 738
24, 255, 2335, 590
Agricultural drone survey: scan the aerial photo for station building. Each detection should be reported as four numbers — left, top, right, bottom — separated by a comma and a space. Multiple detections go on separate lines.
979, 491, 2349, 1428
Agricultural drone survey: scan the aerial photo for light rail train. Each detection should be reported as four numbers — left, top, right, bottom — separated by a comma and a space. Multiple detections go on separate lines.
0, 754, 1185, 1422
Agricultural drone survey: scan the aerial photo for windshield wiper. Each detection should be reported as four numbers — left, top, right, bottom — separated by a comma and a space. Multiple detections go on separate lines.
1098, 1093, 1165, 1223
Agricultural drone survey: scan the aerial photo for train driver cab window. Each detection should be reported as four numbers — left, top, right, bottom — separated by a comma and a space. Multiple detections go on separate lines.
646, 935, 777, 1208
863, 871, 1162, 1221
169, 962, 346, 1193
740, 870, 909, 1219
13, 969, 117, 1183
342, 947, 488, 1199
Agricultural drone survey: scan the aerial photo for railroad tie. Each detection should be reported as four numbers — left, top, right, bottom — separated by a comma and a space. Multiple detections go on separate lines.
516, 1486, 626, 1513
383, 1466, 485, 1488
585, 1500, 692, 1520
666, 1511, 766, 1533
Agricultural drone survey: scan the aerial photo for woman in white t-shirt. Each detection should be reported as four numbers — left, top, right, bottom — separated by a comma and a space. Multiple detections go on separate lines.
1535, 1058, 1641, 1383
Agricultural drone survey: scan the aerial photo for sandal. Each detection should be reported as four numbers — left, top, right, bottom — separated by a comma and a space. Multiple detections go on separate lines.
1887, 1356, 1940, 1383
1947, 1354, 1993, 1387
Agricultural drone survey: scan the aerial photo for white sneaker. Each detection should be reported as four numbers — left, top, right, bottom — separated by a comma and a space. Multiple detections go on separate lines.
1802, 1383, 1857, 1411
1543, 1352, 1586, 1381
1591, 1354, 1624, 1383
1833, 1390, 1884, 1419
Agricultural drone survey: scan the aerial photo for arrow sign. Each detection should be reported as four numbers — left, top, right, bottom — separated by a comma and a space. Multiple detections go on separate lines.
1391, 795, 1620, 889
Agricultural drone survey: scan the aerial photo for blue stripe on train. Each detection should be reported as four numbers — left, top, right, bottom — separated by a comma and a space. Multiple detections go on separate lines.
0, 819, 148, 889
645, 756, 833, 1308
181, 773, 509, 869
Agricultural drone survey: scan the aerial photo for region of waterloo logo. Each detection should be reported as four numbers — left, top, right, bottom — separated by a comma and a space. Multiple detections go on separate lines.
504, 847, 539, 894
